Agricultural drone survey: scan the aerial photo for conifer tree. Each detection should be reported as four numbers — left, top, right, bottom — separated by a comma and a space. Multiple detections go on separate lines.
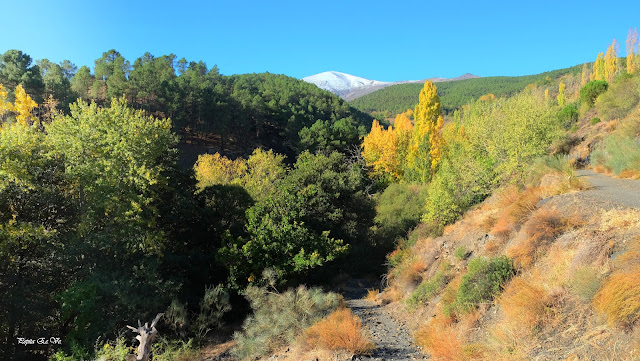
604, 39, 619, 83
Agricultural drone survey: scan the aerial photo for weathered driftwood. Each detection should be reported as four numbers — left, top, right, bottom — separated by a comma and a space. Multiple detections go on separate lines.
126, 313, 163, 361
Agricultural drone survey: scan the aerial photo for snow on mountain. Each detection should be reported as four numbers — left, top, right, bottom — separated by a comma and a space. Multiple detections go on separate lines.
302, 71, 391, 98
303, 71, 481, 100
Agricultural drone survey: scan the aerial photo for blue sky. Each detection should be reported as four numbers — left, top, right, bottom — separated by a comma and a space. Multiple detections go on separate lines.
1, 0, 639, 81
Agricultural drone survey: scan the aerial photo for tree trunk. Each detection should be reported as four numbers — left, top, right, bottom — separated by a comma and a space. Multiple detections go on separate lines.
126, 313, 163, 361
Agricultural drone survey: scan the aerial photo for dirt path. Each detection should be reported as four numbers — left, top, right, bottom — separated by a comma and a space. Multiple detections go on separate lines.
577, 169, 640, 209
342, 280, 426, 361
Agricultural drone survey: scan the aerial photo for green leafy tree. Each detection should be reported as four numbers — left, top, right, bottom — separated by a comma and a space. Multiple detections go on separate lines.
47, 97, 178, 251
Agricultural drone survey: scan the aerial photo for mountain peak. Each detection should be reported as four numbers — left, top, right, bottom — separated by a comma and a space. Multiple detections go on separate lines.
302, 71, 390, 98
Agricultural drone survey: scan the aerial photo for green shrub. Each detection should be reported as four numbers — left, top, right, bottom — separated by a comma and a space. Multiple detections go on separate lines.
374, 183, 428, 244
454, 256, 515, 313
408, 268, 449, 306
590, 117, 601, 125
592, 134, 640, 175
151, 338, 200, 361
525, 154, 575, 188
595, 77, 640, 121
579, 80, 609, 107
557, 104, 579, 129
454, 247, 470, 261
94, 337, 132, 361
232, 284, 341, 360
570, 124, 579, 133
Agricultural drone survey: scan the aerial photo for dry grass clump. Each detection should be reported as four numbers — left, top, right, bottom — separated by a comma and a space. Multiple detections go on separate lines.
490, 217, 513, 241
569, 266, 603, 302
365, 289, 379, 302
498, 276, 550, 332
415, 312, 485, 361
593, 266, 640, 328
507, 208, 568, 268
599, 209, 640, 233
303, 308, 375, 356
414, 315, 464, 361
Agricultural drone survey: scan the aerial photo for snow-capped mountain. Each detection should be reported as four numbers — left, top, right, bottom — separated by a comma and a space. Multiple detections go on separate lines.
302, 71, 391, 98
303, 71, 481, 100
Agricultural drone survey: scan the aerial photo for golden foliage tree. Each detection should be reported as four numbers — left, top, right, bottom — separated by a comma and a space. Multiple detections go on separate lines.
392, 109, 414, 178
407, 81, 443, 183
591, 52, 605, 81
580, 63, 590, 86
194, 152, 247, 189
362, 119, 398, 179
557, 82, 566, 107
604, 39, 619, 83
0, 84, 14, 122
627, 28, 639, 74
13, 85, 38, 126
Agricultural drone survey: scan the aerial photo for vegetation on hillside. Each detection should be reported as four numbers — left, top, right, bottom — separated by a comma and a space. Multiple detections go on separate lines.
350, 65, 583, 115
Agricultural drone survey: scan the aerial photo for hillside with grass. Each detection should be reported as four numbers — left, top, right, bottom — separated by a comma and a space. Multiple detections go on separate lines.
4, 29, 640, 361
349, 64, 583, 115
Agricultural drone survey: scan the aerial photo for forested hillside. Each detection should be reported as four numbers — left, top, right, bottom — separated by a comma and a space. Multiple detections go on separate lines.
350, 65, 583, 115
0, 49, 372, 162
3, 27, 640, 361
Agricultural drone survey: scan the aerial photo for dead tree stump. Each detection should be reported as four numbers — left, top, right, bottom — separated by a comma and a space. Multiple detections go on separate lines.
126, 313, 163, 361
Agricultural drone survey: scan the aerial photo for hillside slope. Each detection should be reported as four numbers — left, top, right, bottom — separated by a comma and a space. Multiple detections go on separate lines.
350, 65, 582, 114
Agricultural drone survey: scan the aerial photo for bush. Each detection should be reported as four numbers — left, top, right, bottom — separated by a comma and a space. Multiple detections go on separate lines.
454, 246, 470, 261
303, 308, 375, 355
595, 76, 640, 121
590, 117, 601, 125
593, 266, 640, 328
151, 338, 200, 361
579, 80, 608, 107
591, 134, 640, 175
374, 183, 428, 243
232, 285, 341, 360
454, 256, 515, 313
507, 208, 566, 268
94, 338, 133, 361
557, 104, 578, 129
408, 268, 449, 306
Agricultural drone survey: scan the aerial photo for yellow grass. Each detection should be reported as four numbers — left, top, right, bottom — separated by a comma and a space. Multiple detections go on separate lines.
303, 308, 375, 356
498, 277, 550, 332
593, 266, 640, 328
365, 289, 379, 302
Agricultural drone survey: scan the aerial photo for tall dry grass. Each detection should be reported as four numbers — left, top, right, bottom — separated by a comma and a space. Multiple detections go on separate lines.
303, 308, 375, 356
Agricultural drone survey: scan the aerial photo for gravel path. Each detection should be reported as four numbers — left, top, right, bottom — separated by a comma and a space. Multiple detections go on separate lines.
342, 280, 426, 361
577, 169, 640, 209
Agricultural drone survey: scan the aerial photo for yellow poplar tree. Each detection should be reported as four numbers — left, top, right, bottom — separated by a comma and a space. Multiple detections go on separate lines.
13, 85, 38, 126
557, 82, 566, 107
604, 39, 619, 83
580, 63, 590, 86
194, 152, 247, 189
407, 81, 443, 183
627, 28, 639, 74
591, 52, 605, 81
362, 119, 398, 179
393, 110, 414, 178
0, 84, 14, 121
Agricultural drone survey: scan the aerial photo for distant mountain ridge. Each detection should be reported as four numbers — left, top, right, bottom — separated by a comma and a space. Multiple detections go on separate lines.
302, 71, 480, 100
